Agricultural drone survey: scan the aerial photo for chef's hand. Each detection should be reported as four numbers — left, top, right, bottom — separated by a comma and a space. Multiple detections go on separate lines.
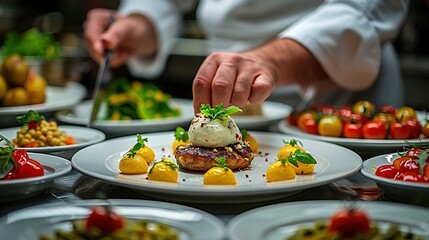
192, 38, 329, 113
84, 8, 158, 67
192, 51, 277, 112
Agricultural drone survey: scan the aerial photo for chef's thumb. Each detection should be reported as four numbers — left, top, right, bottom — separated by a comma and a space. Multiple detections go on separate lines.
100, 20, 130, 50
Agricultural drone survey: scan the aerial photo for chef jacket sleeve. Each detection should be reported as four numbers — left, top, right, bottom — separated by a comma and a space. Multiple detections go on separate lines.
119, 0, 197, 78
279, 0, 408, 91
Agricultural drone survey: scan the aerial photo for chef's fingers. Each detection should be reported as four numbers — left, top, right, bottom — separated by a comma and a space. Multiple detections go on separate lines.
248, 73, 274, 104
192, 57, 218, 113
84, 8, 115, 63
211, 61, 237, 107
230, 70, 253, 108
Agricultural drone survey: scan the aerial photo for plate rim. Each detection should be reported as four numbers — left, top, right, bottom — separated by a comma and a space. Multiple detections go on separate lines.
0, 152, 72, 186
0, 83, 86, 115
227, 200, 429, 240
0, 125, 106, 153
361, 153, 429, 189
0, 198, 226, 240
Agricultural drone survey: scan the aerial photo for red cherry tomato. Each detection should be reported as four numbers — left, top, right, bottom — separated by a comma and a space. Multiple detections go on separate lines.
398, 159, 419, 174
362, 121, 387, 139
86, 206, 124, 234
401, 172, 427, 183
297, 111, 317, 131
287, 112, 299, 126
375, 165, 398, 179
2, 149, 44, 180
302, 119, 319, 134
403, 119, 422, 139
392, 156, 414, 170
343, 122, 363, 139
405, 147, 423, 157
389, 122, 411, 139
379, 105, 396, 115
328, 208, 371, 238
424, 164, 429, 178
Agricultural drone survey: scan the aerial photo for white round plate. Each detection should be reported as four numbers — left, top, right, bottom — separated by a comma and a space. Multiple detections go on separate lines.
0, 199, 225, 240
361, 153, 429, 204
227, 200, 429, 240
0, 82, 86, 128
278, 120, 429, 156
56, 99, 195, 137
0, 126, 106, 158
71, 131, 362, 203
232, 101, 292, 129
0, 153, 72, 202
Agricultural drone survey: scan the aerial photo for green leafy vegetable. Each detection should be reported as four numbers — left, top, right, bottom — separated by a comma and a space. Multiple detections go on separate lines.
1, 28, 61, 59
126, 134, 148, 157
280, 149, 317, 167
213, 157, 229, 171
0, 135, 17, 178
200, 104, 242, 120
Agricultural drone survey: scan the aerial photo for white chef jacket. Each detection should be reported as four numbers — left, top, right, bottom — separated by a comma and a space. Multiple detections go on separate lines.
119, 0, 408, 106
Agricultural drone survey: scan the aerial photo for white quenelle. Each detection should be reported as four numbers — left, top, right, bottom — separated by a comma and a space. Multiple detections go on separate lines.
188, 104, 243, 148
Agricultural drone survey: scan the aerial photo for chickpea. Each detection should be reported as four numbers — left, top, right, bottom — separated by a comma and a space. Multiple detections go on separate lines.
39, 135, 46, 143
51, 138, 60, 146
21, 138, 29, 146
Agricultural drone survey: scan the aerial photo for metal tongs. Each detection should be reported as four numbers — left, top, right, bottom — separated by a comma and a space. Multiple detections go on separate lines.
88, 16, 115, 127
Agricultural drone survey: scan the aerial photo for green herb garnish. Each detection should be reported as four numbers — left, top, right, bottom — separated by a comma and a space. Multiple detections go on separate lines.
0, 135, 17, 178
126, 134, 148, 157
174, 127, 188, 142
16, 110, 45, 125
149, 158, 179, 174
213, 157, 229, 171
200, 104, 242, 120
240, 129, 248, 139
283, 139, 303, 148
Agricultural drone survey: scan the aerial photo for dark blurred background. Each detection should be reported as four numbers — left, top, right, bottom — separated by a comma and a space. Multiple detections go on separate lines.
0, 0, 428, 110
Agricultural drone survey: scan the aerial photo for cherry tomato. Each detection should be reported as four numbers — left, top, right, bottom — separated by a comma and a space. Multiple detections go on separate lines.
86, 206, 124, 234
302, 119, 318, 134
398, 159, 419, 174
372, 113, 397, 128
362, 120, 387, 139
313, 104, 336, 115
375, 165, 399, 179
318, 115, 343, 137
401, 172, 427, 183
2, 149, 44, 180
392, 156, 414, 170
352, 100, 375, 118
327, 208, 371, 238
343, 122, 363, 138
403, 119, 422, 139
424, 164, 429, 178
396, 106, 417, 122
379, 104, 396, 115
405, 147, 423, 157
297, 111, 317, 131
336, 106, 353, 119
389, 122, 410, 139
287, 112, 299, 126
348, 113, 368, 125
422, 121, 429, 138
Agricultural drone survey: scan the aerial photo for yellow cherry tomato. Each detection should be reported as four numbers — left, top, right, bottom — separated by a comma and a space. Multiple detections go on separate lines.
136, 146, 155, 164
119, 154, 148, 174
291, 161, 315, 175
317, 115, 343, 137
396, 106, 417, 122
266, 160, 296, 182
148, 158, 179, 183
277, 139, 304, 160
203, 167, 237, 185
352, 100, 375, 118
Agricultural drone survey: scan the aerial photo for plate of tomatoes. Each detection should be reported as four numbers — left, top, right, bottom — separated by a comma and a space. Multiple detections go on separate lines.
278, 100, 429, 156
0, 136, 72, 202
227, 200, 429, 240
361, 145, 429, 205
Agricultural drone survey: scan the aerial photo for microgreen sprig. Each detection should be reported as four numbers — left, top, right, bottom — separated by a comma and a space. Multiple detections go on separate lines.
149, 158, 179, 174
174, 127, 188, 142
200, 104, 242, 120
280, 149, 317, 167
16, 110, 45, 125
214, 157, 229, 171
126, 134, 148, 157
283, 139, 303, 148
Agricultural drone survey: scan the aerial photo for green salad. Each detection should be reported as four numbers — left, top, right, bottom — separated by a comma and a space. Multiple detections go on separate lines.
103, 77, 181, 120
1, 28, 61, 59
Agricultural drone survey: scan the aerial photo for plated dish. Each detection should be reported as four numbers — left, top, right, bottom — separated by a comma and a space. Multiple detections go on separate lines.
71, 131, 362, 203
361, 153, 429, 205
227, 200, 429, 240
0, 125, 106, 158
278, 120, 429, 156
0, 82, 86, 128
0, 152, 72, 202
0, 199, 225, 240
56, 99, 195, 137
